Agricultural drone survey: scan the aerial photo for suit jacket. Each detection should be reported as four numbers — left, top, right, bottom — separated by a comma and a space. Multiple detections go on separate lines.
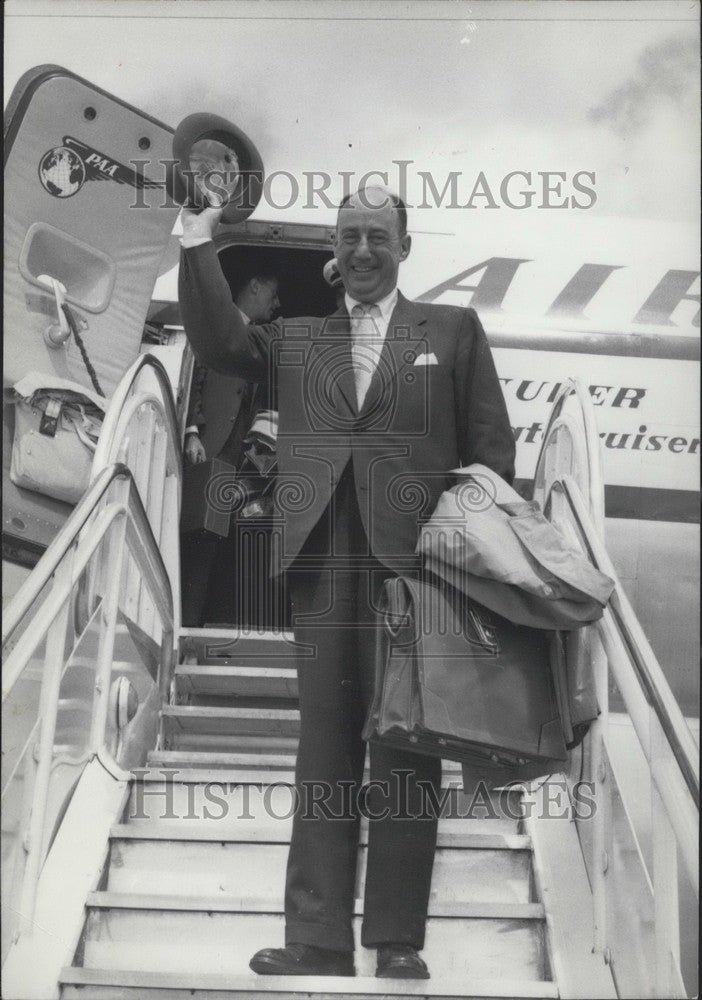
186, 360, 254, 461
179, 242, 515, 575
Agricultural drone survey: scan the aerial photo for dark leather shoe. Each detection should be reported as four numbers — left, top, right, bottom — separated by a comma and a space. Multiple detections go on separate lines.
249, 942, 355, 977
376, 944, 430, 979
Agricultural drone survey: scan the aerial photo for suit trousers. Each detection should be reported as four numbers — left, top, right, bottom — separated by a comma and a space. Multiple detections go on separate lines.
180, 523, 286, 628
283, 463, 442, 952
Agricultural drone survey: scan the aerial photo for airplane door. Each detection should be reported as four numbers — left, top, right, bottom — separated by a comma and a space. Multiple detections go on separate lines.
4, 64, 181, 396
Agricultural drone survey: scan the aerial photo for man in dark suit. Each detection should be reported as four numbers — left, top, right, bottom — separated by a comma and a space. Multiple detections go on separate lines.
180, 263, 279, 626
183, 265, 280, 465
179, 185, 515, 978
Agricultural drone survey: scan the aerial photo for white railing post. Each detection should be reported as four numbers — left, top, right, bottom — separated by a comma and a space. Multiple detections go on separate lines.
589, 631, 612, 958
651, 786, 682, 997
6, 721, 39, 951
133, 403, 156, 633
88, 511, 129, 754
159, 473, 181, 640
143, 423, 169, 641
124, 427, 142, 624
651, 712, 686, 999
15, 558, 74, 938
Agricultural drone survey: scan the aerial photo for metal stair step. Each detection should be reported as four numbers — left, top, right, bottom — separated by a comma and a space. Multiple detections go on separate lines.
86, 891, 544, 919
163, 734, 302, 754
107, 836, 533, 903
134, 765, 300, 784
175, 664, 298, 700
162, 705, 301, 737
60, 966, 559, 998
147, 750, 299, 770
180, 629, 296, 666
112, 822, 530, 849
139, 757, 468, 777
133, 761, 470, 786
81, 895, 548, 980
132, 760, 515, 788
143, 751, 500, 781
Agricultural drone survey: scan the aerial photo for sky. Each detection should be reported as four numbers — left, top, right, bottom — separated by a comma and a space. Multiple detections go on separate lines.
4, 0, 700, 229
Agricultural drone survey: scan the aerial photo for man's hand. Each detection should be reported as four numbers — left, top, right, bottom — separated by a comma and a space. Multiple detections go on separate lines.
184, 431, 207, 464
180, 200, 224, 244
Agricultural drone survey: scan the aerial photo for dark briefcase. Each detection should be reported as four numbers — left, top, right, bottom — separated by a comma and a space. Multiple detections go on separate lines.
362, 574, 568, 771
181, 457, 237, 538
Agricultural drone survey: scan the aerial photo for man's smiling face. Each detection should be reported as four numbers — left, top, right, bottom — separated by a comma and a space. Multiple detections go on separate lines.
334, 187, 411, 304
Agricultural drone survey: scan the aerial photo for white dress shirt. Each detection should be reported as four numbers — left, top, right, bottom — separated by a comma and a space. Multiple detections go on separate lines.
345, 287, 398, 408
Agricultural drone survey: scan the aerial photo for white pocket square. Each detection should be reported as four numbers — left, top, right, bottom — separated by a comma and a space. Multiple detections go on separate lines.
413, 352, 438, 366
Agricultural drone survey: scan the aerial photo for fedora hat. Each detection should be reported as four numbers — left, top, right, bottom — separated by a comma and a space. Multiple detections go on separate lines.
169, 112, 264, 225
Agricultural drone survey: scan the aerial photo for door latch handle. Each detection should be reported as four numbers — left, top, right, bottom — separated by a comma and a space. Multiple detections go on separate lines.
37, 274, 71, 348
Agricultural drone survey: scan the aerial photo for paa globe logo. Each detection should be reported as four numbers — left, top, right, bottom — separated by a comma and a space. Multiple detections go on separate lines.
38, 136, 165, 199
39, 145, 86, 198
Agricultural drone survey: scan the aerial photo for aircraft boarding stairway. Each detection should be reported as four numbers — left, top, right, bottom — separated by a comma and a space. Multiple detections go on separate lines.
57, 626, 582, 1000
2, 362, 698, 1000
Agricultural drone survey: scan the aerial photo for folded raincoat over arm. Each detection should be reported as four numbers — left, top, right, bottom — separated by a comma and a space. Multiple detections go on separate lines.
416, 463, 614, 630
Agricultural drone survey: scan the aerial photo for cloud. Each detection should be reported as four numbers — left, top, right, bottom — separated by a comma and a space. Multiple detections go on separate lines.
589, 34, 699, 137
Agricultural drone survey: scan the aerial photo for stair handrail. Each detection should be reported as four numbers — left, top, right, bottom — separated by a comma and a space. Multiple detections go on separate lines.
90, 352, 181, 480
1, 462, 174, 949
532, 378, 697, 997
3, 464, 174, 940
89, 351, 183, 642
554, 474, 699, 812
533, 380, 698, 814
3, 356, 181, 656
3, 353, 185, 961
546, 472, 697, 998
2, 465, 134, 653
2, 462, 173, 703
538, 377, 605, 530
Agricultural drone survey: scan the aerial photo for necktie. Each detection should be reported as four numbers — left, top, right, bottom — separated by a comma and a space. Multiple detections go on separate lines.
350, 303, 382, 408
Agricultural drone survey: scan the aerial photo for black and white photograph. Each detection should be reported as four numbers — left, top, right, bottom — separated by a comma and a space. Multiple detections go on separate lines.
2, 2, 699, 998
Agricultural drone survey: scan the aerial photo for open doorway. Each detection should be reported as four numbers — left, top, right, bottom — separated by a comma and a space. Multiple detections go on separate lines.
180, 240, 338, 631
